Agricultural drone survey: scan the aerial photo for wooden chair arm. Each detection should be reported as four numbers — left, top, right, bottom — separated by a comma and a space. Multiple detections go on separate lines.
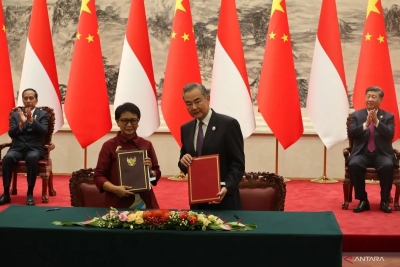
44, 143, 55, 151
394, 149, 400, 164
0, 143, 11, 150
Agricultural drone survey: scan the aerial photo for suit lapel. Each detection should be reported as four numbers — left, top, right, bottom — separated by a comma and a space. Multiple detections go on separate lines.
187, 120, 196, 155
202, 111, 218, 154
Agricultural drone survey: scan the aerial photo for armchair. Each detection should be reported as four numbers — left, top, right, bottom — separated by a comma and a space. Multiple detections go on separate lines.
239, 172, 286, 211
342, 113, 400, 210
0, 106, 56, 203
69, 168, 105, 207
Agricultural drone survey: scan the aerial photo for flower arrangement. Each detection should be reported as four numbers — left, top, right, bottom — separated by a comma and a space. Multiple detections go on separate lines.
52, 207, 257, 231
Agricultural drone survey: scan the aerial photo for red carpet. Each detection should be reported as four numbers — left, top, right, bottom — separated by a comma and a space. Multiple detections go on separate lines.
0, 175, 399, 252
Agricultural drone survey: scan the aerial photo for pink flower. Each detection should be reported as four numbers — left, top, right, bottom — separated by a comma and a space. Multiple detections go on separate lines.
119, 212, 128, 222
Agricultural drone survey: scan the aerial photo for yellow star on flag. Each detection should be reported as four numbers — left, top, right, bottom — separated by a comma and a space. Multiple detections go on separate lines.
175, 0, 186, 14
76, 32, 82, 40
377, 35, 384, 43
365, 32, 372, 41
181, 32, 189, 41
171, 31, 177, 39
281, 34, 288, 42
366, 0, 379, 18
97, 29, 99, 35
2, 25, 5, 32
271, 0, 285, 16
86, 34, 94, 43
80, 0, 91, 14
269, 31, 276, 39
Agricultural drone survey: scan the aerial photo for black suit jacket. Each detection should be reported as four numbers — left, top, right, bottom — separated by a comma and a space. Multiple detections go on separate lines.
8, 108, 49, 158
178, 110, 245, 210
348, 108, 396, 165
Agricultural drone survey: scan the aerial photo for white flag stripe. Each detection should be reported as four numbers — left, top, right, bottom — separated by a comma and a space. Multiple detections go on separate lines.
18, 39, 64, 132
307, 37, 349, 149
114, 36, 159, 137
210, 37, 255, 139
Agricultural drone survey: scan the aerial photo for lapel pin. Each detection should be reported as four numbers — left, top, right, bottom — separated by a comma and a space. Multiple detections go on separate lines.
212, 126, 216, 131
115, 146, 122, 152
380, 115, 383, 118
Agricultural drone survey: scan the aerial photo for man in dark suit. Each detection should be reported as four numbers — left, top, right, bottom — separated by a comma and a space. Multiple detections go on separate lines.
178, 83, 245, 210
0, 88, 49, 206
348, 86, 395, 213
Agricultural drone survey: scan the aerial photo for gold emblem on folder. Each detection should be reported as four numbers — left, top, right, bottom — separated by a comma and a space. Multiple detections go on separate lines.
127, 156, 136, 166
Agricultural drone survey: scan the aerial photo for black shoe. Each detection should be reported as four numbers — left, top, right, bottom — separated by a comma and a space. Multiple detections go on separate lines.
26, 194, 35, 206
353, 200, 370, 213
0, 195, 11, 205
380, 201, 392, 213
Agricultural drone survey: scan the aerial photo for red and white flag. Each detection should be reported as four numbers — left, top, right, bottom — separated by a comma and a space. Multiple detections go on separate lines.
114, 0, 159, 137
18, 0, 63, 132
0, 0, 15, 135
353, 0, 400, 141
210, 0, 255, 139
307, 0, 349, 149
64, 0, 111, 148
161, 0, 201, 146
257, 0, 303, 149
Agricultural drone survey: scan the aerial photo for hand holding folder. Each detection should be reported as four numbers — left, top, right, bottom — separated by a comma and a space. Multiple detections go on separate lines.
188, 154, 221, 204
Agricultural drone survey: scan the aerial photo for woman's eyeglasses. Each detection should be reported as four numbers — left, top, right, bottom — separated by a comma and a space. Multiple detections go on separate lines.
119, 118, 139, 125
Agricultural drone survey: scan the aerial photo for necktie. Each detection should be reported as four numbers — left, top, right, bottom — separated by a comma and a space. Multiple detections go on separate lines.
196, 121, 204, 156
367, 123, 375, 152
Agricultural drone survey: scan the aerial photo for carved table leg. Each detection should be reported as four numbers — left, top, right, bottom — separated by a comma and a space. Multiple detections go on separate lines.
41, 174, 49, 203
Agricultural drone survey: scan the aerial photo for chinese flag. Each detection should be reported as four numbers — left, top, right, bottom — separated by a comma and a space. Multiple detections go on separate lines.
257, 0, 303, 149
161, 0, 201, 146
64, 0, 112, 148
0, 0, 15, 135
353, 0, 400, 141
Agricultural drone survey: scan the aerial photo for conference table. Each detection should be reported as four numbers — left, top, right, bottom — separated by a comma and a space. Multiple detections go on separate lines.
0, 205, 342, 266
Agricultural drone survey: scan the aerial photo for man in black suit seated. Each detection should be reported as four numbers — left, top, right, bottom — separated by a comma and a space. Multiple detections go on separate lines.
0, 88, 49, 206
178, 83, 245, 210
348, 86, 396, 213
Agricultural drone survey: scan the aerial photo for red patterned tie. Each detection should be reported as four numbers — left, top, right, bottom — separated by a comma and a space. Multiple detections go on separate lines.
367, 123, 375, 152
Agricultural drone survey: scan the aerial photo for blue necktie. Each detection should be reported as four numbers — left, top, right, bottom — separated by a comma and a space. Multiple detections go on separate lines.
196, 121, 204, 156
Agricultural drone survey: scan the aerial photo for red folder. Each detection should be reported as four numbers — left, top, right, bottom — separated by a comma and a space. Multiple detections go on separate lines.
188, 154, 221, 204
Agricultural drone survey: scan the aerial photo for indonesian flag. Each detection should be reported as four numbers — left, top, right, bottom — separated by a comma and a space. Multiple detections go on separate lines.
114, 0, 159, 138
257, 0, 303, 149
64, 0, 111, 148
307, 0, 349, 149
353, 0, 400, 141
210, 0, 255, 139
161, 0, 201, 146
17, 0, 63, 133
0, 0, 15, 135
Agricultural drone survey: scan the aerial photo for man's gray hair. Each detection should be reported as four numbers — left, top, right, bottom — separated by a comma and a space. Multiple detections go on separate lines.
365, 86, 384, 98
182, 83, 209, 98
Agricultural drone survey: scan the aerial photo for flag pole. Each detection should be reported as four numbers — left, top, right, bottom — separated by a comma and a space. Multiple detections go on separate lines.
276, 138, 290, 182
84, 148, 87, 169
311, 145, 338, 183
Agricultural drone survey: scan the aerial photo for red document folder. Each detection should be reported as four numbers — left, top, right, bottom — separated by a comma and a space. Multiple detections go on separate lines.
188, 154, 221, 204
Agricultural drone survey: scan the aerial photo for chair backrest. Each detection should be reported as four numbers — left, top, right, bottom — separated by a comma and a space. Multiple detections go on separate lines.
69, 168, 106, 207
239, 172, 286, 211
9, 106, 55, 159
346, 113, 353, 150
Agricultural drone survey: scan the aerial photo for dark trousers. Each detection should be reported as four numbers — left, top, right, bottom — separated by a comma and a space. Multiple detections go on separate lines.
348, 151, 393, 202
2, 148, 41, 194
